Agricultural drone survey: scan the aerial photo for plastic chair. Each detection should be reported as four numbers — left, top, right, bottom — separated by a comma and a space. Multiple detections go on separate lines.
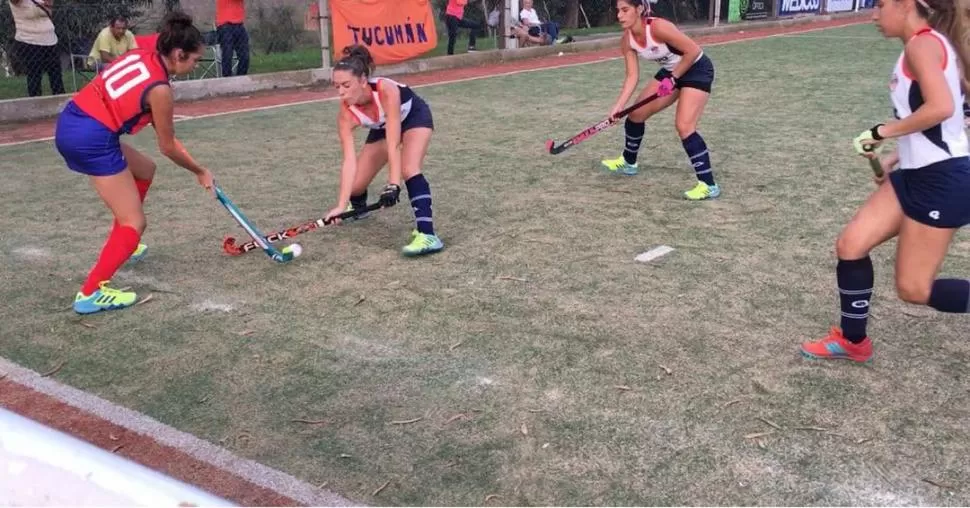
68, 37, 97, 91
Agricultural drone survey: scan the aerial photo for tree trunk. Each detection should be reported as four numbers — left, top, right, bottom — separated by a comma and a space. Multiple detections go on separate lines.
564, 0, 580, 28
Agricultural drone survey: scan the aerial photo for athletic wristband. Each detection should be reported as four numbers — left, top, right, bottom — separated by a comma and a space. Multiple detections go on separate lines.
870, 123, 885, 141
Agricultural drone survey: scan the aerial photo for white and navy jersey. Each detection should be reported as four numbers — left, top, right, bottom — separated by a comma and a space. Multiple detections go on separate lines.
627, 17, 701, 72
890, 28, 970, 169
344, 77, 415, 130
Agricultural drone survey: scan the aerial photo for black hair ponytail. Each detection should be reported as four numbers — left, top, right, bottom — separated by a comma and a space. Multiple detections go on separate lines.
157, 11, 203, 56
333, 44, 375, 78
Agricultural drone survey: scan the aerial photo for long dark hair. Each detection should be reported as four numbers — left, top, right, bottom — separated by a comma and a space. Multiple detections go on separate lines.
333, 44, 375, 78
156, 11, 203, 57
619, 0, 652, 17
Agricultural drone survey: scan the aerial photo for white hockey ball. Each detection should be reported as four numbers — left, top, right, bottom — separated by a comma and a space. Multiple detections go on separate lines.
283, 243, 303, 258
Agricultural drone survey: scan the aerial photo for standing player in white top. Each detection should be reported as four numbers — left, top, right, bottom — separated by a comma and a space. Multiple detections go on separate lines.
800, 0, 970, 363
601, 0, 719, 201
324, 45, 444, 257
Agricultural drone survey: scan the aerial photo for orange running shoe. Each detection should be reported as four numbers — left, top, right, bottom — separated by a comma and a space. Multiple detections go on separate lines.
800, 327, 873, 363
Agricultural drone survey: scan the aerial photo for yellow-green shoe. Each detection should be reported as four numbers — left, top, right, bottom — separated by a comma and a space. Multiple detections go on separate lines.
600, 155, 639, 175
73, 281, 137, 315
402, 231, 444, 257
684, 181, 721, 200
126, 243, 148, 264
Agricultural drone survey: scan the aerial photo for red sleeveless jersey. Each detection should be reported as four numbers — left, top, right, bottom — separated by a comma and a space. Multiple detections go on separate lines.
72, 48, 171, 135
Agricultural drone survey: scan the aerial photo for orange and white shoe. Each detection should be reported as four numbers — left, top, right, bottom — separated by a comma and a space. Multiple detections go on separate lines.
800, 327, 873, 363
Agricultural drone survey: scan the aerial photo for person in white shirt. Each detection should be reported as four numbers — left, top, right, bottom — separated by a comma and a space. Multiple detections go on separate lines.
511, 0, 565, 46
9, 0, 63, 96
520, 2, 541, 26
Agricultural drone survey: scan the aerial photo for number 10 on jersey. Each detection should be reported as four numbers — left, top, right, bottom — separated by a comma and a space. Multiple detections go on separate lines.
101, 53, 152, 100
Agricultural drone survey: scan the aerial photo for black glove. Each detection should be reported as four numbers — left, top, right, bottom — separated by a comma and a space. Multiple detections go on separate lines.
379, 183, 400, 207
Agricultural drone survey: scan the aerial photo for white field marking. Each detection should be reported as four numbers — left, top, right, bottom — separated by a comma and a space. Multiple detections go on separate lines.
0, 357, 359, 506
0, 19, 868, 150
635, 245, 675, 263
11, 246, 51, 260
172, 114, 193, 120
191, 299, 235, 313
777, 34, 882, 39
114, 270, 165, 288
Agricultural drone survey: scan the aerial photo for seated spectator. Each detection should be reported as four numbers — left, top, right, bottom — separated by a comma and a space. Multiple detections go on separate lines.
511, 0, 571, 46
87, 16, 138, 70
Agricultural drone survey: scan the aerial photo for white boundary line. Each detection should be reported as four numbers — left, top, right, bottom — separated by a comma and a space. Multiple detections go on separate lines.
0, 19, 868, 150
0, 357, 360, 507
778, 34, 881, 39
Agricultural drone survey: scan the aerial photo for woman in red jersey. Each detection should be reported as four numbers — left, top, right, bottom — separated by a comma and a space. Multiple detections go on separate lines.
54, 11, 214, 315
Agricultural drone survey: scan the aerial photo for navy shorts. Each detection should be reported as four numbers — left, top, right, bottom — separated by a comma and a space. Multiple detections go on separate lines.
365, 95, 434, 144
655, 53, 715, 94
55, 101, 127, 177
889, 156, 970, 229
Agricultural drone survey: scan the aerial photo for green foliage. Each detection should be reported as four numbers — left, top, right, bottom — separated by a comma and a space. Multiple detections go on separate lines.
249, 4, 302, 54
1, 1, 180, 60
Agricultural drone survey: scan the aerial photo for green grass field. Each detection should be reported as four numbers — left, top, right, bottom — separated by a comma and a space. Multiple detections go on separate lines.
3, 22, 970, 505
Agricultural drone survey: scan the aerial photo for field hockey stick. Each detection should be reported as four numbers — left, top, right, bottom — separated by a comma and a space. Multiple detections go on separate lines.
214, 185, 302, 263
862, 145, 884, 177
545, 93, 660, 155
222, 201, 385, 256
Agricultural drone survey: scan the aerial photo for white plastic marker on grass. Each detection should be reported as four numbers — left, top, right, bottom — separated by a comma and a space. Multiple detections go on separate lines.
635, 245, 675, 263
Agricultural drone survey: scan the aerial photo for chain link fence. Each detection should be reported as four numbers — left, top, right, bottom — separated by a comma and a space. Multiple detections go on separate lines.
0, 0, 843, 102
1, 0, 642, 101
0, 0, 326, 100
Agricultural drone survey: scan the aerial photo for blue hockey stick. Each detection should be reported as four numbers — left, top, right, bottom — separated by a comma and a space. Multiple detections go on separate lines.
214, 185, 301, 263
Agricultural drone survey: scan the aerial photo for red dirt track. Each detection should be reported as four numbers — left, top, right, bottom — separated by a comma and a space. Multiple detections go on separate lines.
0, 378, 298, 505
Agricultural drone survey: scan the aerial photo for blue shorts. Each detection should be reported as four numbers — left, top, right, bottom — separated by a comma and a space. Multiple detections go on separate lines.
365, 95, 434, 144
55, 101, 127, 177
655, 53, 715, 94
890, 156, 970, 229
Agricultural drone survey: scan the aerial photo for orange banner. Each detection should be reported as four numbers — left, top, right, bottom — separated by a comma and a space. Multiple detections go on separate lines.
323, 0, 438, 65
